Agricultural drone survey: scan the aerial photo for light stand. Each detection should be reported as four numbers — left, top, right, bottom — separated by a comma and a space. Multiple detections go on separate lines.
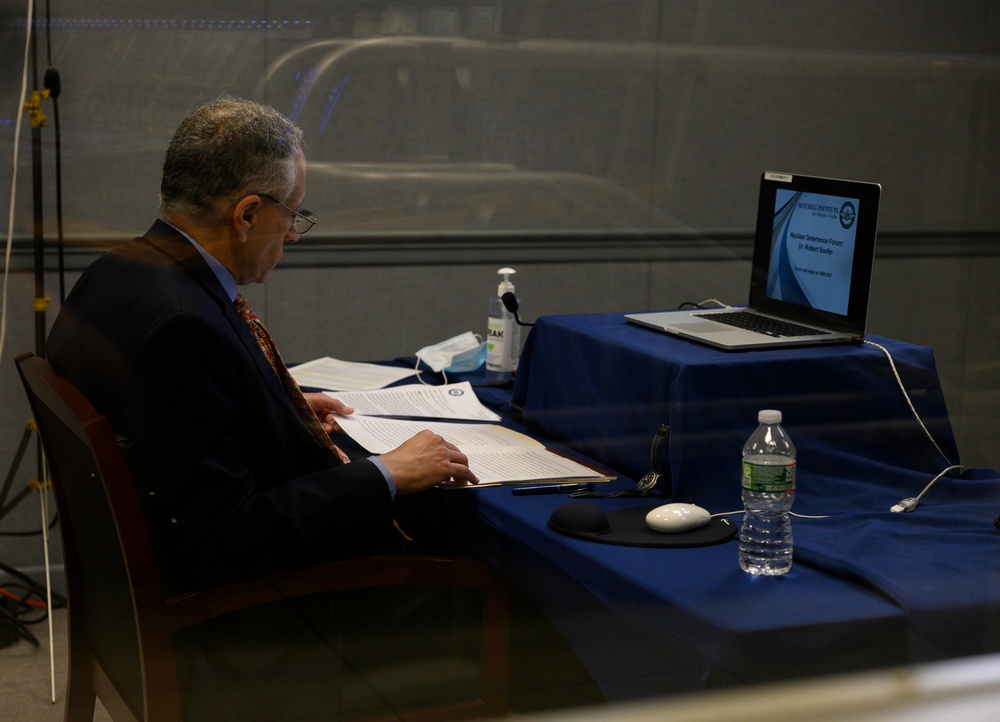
0, 4, 63, 703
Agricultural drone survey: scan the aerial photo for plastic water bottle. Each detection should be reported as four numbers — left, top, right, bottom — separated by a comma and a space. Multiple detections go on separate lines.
485, 267, 520, 381
739, 409, 796, 576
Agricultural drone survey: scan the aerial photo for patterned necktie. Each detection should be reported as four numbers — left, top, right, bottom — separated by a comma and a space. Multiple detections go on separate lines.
234, 294, 349, 464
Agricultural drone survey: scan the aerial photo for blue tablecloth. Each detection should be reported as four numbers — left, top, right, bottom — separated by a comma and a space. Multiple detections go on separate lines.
466, 479, 909, 694
313, 334, 1000, 698
511, 312, 961, 511
477, 312, 1000, 694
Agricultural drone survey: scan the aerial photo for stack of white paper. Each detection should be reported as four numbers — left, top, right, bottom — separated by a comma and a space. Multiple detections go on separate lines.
335, 415, 613, 487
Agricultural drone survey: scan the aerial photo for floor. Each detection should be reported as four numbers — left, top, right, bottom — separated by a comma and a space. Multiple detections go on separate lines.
0, 605, 113, 721
0, 592, 605, 721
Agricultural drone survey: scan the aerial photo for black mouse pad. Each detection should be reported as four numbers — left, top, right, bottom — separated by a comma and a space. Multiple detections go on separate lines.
548, 501, 738, 548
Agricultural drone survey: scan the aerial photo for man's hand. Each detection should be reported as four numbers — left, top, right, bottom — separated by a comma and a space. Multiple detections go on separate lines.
303, 392, 354, 433
379, 430, 480, 492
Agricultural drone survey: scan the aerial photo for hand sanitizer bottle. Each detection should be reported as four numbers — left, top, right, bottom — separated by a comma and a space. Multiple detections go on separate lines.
486, 267, 520, 381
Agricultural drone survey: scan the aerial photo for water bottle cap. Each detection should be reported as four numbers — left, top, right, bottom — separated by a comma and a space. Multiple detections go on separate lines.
758, 409, 782, 424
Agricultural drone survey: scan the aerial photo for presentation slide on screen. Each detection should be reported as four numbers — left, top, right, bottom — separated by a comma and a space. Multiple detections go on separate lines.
766, 190, 859, 316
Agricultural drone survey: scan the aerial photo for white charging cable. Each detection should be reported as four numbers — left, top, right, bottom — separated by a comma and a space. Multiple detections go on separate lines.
863, 339, 967, 512
890, 463, 966, 513
864, 339, 955, 467
0, 0, 35, 366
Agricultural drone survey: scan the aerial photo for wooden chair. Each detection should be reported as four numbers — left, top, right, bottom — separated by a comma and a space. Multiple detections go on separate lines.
15, 352, 510, 722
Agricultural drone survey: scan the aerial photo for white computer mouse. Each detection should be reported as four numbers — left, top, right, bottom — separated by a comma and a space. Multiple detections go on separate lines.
645, 503, 712, 533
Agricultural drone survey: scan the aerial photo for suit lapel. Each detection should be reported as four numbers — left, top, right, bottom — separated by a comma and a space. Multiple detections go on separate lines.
142, 221, 304, 423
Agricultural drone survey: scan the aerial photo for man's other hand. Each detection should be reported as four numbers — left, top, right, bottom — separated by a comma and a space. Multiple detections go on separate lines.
379, 430, 480, 492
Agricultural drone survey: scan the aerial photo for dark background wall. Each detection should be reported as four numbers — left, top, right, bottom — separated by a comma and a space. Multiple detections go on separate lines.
1, 1, 997, 581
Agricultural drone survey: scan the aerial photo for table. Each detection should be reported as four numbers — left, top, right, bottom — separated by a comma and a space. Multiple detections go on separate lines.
456, 312, 1000, 700
465, 480, 909, 700
509, 312, 960, 511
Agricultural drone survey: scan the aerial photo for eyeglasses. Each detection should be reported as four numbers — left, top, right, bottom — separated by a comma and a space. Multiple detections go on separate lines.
258, 194, 317, 235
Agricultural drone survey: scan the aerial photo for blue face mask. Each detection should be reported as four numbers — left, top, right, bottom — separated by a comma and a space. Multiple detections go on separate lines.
415, 332, 486, 373
445, 339, 487, 373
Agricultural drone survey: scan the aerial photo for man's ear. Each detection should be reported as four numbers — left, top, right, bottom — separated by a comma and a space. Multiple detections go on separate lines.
232, 195, 262, 241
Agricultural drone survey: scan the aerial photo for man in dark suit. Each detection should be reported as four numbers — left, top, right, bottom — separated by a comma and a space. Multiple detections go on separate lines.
47, 97, 478, 588
45, 97, 607, 721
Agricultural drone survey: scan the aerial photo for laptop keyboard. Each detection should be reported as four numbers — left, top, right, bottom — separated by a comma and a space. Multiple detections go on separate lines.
694, 311, 830, 338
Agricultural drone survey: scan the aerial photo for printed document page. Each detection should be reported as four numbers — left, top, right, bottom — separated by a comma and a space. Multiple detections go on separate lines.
335, 416, 612, 486
291, 357, 419, 391
325, 382, 500, 421
336, 416, 539, 454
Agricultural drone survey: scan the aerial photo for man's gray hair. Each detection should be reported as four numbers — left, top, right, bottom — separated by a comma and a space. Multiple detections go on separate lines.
159, 97, 304, 224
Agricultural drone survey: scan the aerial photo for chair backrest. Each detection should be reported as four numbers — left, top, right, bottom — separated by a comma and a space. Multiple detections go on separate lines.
16, 352, 511, 722
16, 352, 169, 721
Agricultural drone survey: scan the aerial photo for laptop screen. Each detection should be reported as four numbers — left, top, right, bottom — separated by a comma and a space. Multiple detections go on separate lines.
750, 172, 881, 335
767, 189, 861, 316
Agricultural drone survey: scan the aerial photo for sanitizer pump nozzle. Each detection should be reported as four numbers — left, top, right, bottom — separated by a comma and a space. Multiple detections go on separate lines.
496, 267, 515, 298
486, 267, 520, 381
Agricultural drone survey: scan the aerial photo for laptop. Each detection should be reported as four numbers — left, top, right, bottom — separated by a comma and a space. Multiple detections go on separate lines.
626, 171, 881, 350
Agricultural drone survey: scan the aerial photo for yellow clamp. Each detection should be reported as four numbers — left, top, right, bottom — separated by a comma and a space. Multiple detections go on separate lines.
30, 478, 52, 492
33, 296, 51, 313
24, 89, 51, 129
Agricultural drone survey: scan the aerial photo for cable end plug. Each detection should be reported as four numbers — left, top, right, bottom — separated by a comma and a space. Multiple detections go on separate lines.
891, 497, 919, 513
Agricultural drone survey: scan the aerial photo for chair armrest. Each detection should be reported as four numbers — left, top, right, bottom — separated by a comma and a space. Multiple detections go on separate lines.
164, 555, 505, 631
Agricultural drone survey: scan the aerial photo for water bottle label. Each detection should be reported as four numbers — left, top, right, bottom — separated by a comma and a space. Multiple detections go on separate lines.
742, 460, 796, 492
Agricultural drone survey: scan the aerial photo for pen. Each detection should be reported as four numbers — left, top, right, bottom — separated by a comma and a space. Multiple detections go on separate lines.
511, 482, 593, 496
